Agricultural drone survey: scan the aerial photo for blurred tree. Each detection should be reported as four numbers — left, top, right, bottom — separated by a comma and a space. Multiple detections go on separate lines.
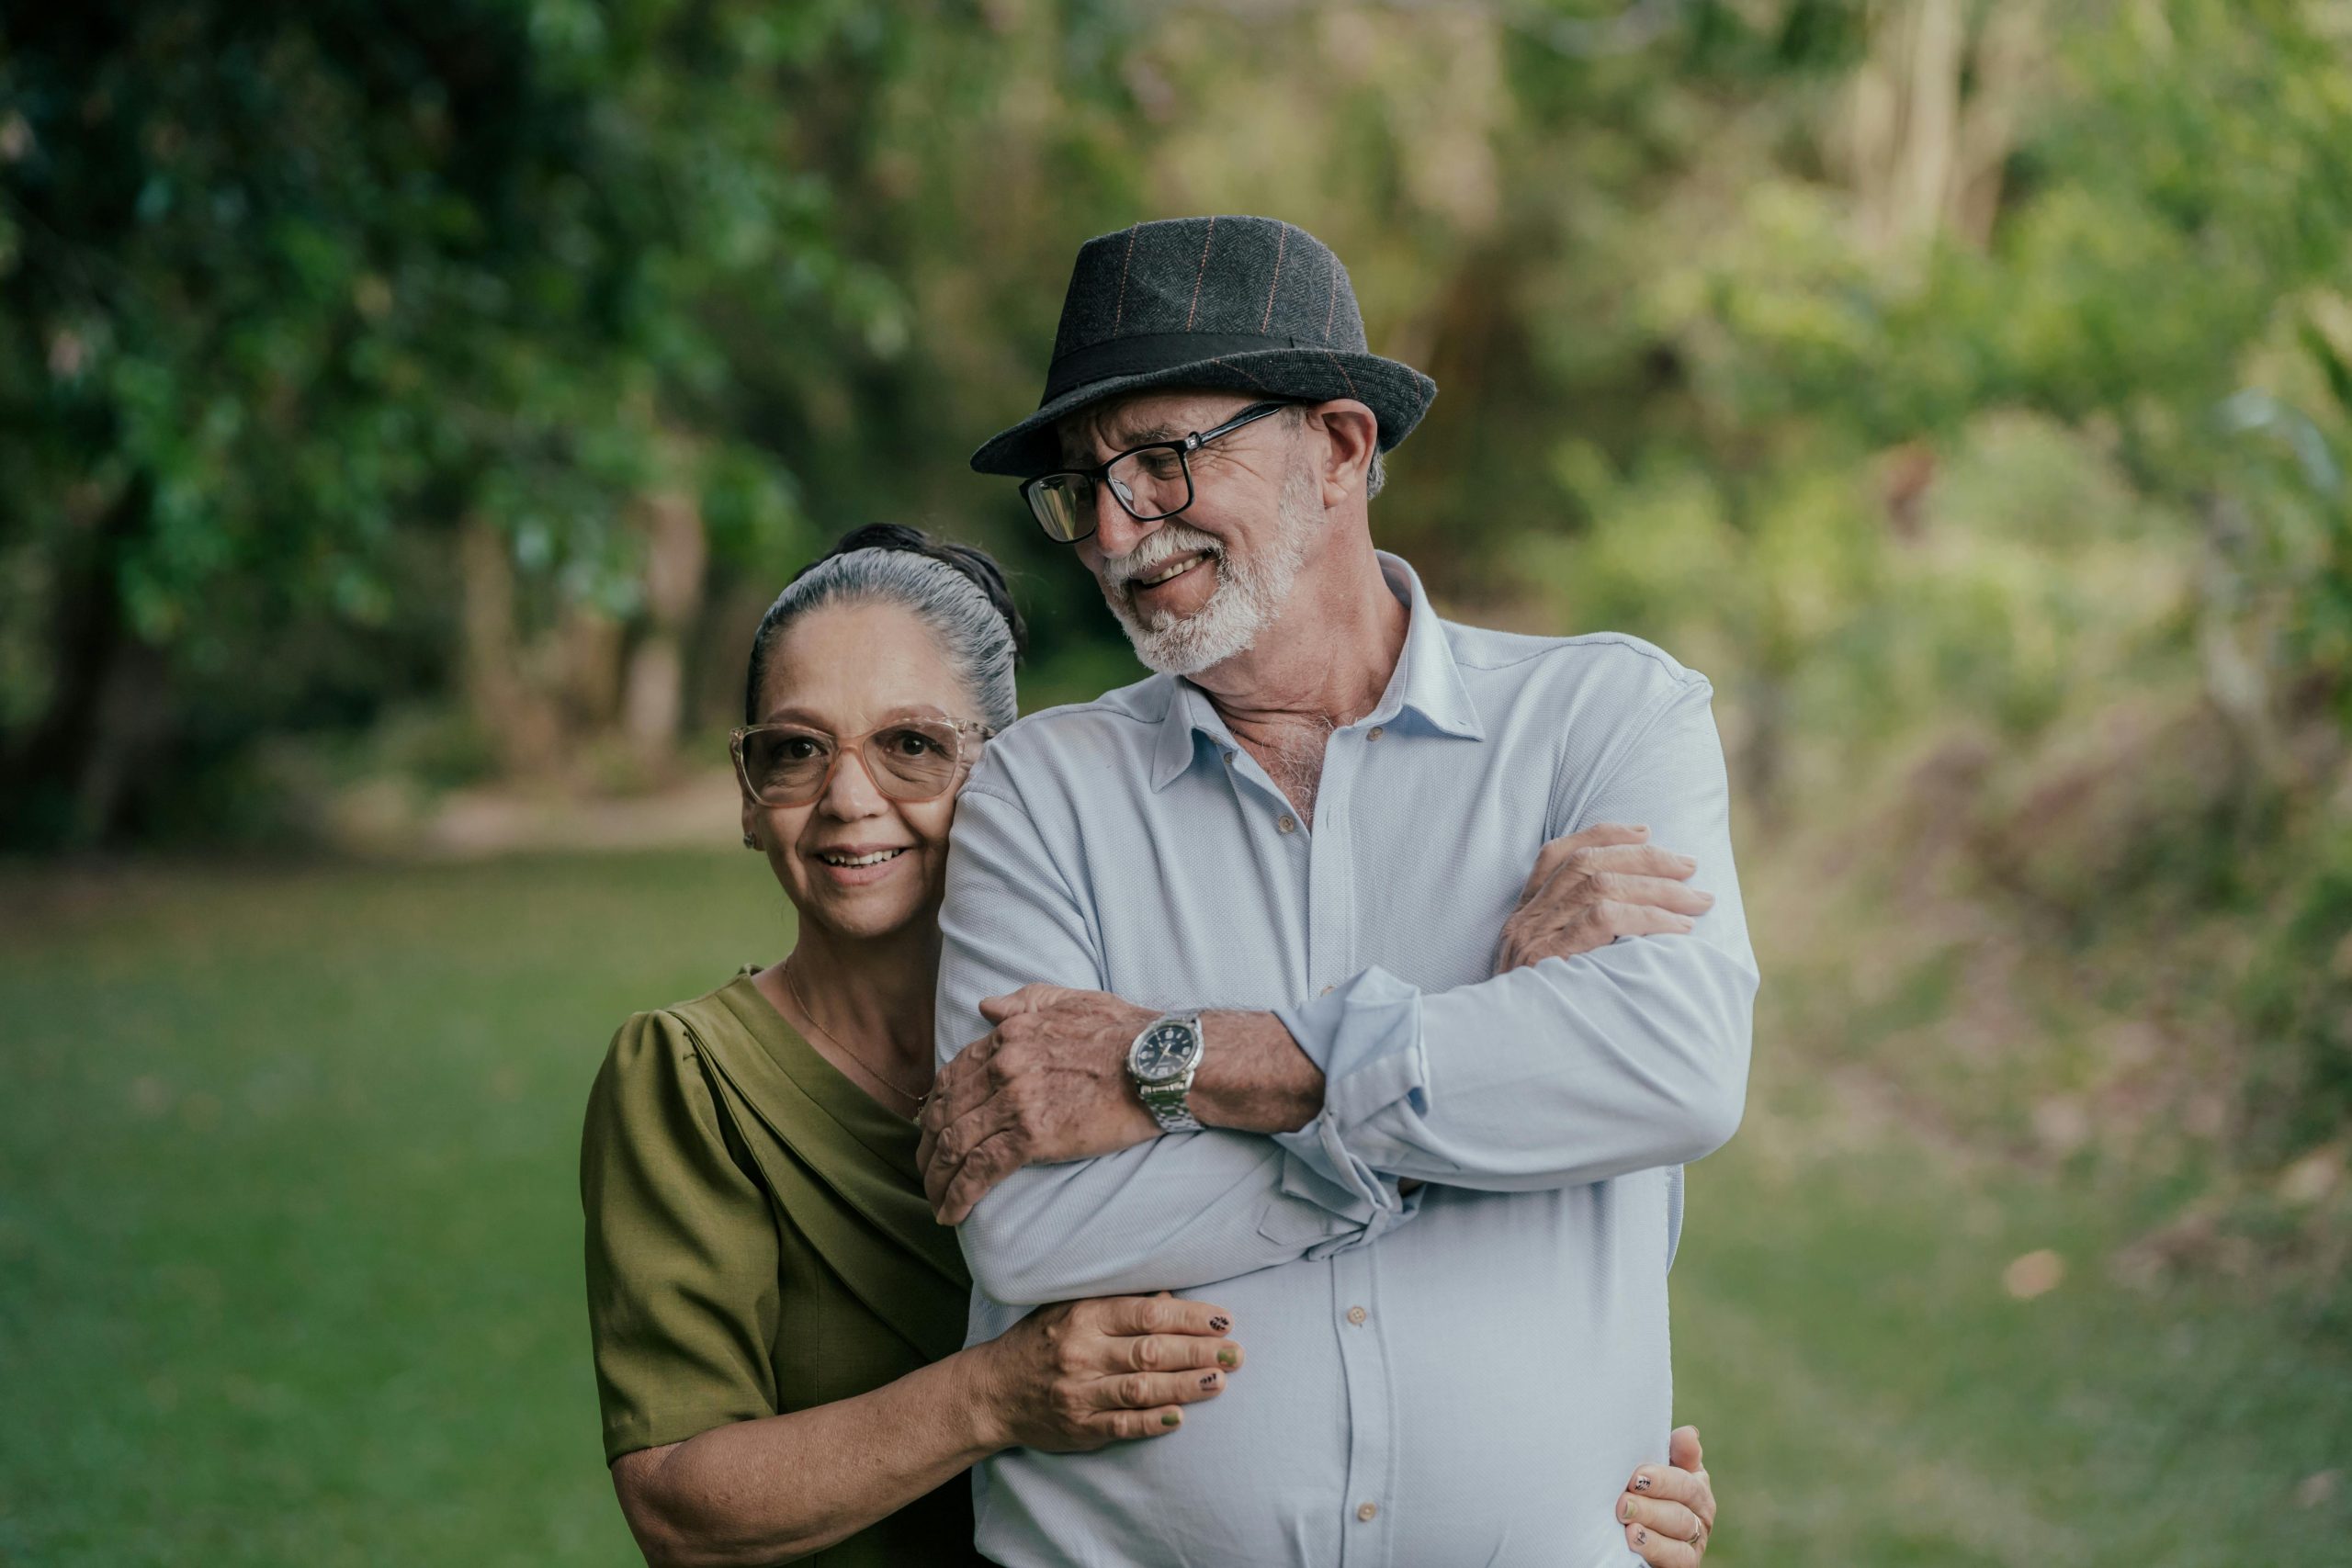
0, 0, 911, 843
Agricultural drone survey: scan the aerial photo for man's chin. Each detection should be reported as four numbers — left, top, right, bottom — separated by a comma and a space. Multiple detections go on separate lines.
1124, 620, 1256, 677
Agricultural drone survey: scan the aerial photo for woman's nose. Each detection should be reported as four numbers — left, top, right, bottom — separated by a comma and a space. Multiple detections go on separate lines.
817, 745, 890, 818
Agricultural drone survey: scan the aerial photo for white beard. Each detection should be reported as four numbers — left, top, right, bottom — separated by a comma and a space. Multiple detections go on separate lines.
1098, 467, 1317, 677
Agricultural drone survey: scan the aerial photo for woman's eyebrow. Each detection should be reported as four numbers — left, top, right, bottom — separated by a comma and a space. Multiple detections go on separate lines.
756, 704, 949, 728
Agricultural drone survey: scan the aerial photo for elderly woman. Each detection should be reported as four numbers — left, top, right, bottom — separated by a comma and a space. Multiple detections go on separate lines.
580, 525, 1721, 1565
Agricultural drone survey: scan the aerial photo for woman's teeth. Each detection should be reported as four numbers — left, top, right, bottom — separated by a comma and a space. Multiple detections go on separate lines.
820, 848, 907, 867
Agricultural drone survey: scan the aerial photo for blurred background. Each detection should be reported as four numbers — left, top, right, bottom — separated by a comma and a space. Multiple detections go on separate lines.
3, 0, 2348, 1562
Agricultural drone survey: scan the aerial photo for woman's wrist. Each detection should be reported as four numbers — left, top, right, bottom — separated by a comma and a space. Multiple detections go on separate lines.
944, 1339, 1012, 1458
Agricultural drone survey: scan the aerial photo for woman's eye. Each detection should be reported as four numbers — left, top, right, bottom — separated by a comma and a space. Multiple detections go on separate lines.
888, 730, 938, 755
780, 739, 820, 761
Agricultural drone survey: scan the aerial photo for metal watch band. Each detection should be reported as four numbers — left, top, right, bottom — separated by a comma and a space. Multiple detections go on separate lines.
1139, 1073, 1202, 1134
1136, 1013, 1204, 1134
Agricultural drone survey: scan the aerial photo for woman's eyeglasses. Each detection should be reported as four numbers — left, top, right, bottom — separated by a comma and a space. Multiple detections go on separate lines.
730, 717, 994, 807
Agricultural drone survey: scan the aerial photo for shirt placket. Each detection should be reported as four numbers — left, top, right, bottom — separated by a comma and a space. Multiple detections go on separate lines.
1306, 728, 1394, 1568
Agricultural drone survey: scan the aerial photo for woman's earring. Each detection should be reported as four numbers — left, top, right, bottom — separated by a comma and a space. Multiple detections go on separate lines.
742, 832, 759, 850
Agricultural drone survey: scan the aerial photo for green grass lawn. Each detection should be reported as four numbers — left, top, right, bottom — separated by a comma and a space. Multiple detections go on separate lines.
1, 851, 2344, 1565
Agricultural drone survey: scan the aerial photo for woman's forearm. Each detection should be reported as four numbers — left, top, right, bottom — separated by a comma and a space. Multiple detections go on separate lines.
615, 1344, 1003, 1567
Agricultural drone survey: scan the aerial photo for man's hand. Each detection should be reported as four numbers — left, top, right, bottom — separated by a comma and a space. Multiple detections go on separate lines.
1621, 1424, 1716, 1566
918, 985, 1161, 1224
1493, 821, 1714, 975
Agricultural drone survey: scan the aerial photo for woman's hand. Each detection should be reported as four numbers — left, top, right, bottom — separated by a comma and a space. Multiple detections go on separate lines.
974, 1292, 1243, 1451
1494, 822, 1714, 975
1621, 1424, 1717, 1566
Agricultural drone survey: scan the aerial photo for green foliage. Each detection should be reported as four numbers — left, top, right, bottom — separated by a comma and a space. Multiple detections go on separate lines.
0, 0, 884, 840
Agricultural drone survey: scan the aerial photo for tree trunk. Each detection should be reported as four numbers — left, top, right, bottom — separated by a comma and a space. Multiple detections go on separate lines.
0, 475, 148, 846
620, 491, 707, 769
458, 514, 562, 777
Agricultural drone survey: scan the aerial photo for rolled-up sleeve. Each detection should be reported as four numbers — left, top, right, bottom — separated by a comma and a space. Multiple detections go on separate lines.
940, 769, 1415, 1307
1271, 676, 1758, 1192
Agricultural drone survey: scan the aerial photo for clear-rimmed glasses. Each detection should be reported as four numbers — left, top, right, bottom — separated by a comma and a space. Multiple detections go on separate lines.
730, 716, 995, 807
1018, 400, 1292, 543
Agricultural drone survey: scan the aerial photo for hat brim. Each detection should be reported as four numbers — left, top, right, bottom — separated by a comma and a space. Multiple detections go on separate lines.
967, 347, 1438, 479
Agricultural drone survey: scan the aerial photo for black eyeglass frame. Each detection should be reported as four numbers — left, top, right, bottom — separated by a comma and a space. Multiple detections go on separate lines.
1017, 400, 1295, 542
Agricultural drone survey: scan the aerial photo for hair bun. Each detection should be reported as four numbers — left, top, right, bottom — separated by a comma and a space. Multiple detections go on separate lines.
802, 524, 1028, 661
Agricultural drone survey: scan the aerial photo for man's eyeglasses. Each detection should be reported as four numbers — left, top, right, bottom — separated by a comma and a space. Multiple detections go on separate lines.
730, 717, 995, 807
1019, 400, 1293, 543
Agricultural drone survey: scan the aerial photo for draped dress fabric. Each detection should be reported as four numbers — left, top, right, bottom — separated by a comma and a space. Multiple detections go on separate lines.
581, 967, 988, 1567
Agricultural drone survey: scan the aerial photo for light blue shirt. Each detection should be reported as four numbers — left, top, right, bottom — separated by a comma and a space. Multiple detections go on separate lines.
935, 552, 1758, 1568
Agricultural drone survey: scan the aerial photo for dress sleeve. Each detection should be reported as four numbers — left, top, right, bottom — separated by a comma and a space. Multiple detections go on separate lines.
581, 1009, 781, 1462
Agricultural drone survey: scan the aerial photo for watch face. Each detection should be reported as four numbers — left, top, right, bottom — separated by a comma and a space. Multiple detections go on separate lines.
1132, 1021, 1198, 1082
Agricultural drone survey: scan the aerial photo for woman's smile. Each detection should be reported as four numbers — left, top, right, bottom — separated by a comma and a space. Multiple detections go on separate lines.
810, 841, 915, 886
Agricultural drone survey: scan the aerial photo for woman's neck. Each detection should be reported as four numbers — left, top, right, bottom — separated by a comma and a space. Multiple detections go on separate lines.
779, 915, 942, 1079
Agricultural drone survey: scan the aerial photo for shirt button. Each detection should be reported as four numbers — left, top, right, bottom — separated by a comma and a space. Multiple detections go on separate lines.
1346, 1305, 1368, 1325
1357, 1502, 1379, 1523
1221, 748, 1235, 764
1367, 726, 1385, 741
1276, 814, 1296, 834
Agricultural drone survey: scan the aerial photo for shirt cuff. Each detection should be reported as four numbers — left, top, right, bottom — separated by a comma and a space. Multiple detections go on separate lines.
1268, 965, 1440, 1225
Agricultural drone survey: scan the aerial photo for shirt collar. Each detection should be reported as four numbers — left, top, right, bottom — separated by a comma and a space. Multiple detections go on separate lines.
1147, 549, 1485, 792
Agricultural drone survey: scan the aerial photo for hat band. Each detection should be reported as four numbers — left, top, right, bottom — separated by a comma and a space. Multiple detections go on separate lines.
1041, 332, 1305, 405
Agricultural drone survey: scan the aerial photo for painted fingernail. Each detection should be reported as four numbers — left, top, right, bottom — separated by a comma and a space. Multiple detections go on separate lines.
1200, 1372, 1219, 1389
1161, 1411, 1182, 1427
1634, 1529, 1647, 1546
1208, 1314, 1230, 1332
1217, 1348, 1237, 1368
1634, 1472, 1653, 1490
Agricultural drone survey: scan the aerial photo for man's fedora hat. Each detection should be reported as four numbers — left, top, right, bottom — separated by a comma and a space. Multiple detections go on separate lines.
969, 215, 1440, 479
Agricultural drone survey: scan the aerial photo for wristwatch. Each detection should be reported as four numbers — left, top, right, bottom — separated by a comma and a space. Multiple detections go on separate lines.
1126, 1013, 1205, 1134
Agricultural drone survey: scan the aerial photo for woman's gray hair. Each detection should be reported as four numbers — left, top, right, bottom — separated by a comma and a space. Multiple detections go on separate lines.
744, 525, 1024, 730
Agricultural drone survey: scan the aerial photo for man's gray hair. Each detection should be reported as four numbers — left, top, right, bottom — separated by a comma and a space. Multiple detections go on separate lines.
746, 542, 1021, 729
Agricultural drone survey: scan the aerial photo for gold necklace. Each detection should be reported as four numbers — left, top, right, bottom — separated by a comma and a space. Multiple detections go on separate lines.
783, 956, 930, 1110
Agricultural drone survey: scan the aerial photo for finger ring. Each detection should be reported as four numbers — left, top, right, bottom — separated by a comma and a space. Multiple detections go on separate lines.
1688, 1526, 1705, 1547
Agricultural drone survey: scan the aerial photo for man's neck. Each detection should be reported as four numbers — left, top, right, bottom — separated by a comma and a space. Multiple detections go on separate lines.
1192, 539, 1408, 822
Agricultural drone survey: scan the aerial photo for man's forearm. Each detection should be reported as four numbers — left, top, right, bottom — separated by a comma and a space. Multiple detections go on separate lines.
1191, 1010, 1323, 1134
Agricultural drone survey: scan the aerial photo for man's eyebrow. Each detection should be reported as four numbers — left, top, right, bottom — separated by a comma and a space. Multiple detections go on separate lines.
1061, 421, 1181, 463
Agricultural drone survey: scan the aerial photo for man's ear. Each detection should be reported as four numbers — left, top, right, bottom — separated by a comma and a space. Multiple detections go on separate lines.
1307, 400, 1379, 508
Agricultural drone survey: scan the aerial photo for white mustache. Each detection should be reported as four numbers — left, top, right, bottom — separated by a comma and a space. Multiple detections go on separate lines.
1098, 523, 1224, 589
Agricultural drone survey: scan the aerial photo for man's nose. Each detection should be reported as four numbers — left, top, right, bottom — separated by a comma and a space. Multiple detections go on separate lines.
1091, 483, 1158, 559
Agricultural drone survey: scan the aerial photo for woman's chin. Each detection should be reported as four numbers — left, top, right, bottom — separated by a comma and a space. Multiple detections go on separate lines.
797, 883, 932, 942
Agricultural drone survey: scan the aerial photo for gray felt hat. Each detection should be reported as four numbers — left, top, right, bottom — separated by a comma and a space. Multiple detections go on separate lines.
968, 215, 1440, 478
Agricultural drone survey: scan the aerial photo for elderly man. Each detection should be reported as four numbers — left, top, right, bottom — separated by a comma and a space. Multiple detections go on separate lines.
919, 216, 1756, 1568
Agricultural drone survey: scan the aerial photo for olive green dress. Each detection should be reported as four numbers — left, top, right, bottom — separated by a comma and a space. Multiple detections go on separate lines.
580, 966, 987, 1566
